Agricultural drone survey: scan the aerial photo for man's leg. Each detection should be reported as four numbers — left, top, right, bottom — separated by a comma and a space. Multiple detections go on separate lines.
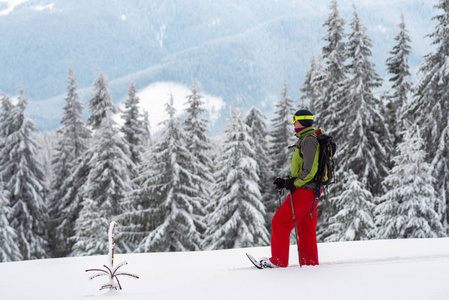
269, 192, 295, 267
298, 191, 319, 266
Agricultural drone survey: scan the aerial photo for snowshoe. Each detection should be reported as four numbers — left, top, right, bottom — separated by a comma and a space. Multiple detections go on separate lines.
246, 253, 278, 269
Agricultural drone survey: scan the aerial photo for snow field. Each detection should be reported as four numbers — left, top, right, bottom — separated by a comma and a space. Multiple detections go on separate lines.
0, 238, 448, 300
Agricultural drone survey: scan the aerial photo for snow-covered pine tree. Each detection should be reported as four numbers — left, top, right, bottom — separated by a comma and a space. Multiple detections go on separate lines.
34, 131, 57, 181
72, 198, 109, 256
70, 71, 135, 256
48, 65, 91, 257
0, 94, 22, 262
87, 71, 118, 131
244, 106, 275, 230
141, 109, 152, 147
406, 0, 449, 231
374, 126, 445, 239
385, 14, 412, 144
269, 81, 296, 178
317, 0, 347, 133
204, 104, 269, 249
0, 88, 48, 260
0, 184, 22, 262
118, 108, 153, 250
73, 107, 134, 256
0, 95, 21, 262
82, 107, 135, 237
300, 55, 324, 113
121, 82, 147, 167
333, 4, 391, 196
325, 170, 375, 242
55, 153, 91, 255
133, 94, 204, 252
0, 94, 13, 138
183, 79, 214, 212
116, 151, 153, 251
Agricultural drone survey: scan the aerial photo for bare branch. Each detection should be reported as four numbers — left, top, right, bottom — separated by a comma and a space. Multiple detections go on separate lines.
88, 273, 109, 280
116, 272, 140, 279
86, 269, 109, 274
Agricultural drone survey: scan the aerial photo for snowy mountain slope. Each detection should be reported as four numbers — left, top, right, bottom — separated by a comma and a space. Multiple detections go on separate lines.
1, 238, 448, 300
26, 13, 323, 130
0, 0, 436, 131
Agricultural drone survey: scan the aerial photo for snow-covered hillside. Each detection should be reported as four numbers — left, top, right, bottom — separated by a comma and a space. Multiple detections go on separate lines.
1, 238, 448, 300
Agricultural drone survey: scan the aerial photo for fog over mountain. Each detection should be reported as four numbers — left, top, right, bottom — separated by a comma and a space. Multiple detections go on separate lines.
0, 0, 436, 131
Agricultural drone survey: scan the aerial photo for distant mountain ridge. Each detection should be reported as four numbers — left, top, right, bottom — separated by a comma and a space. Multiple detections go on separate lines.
0, 0, 436, 131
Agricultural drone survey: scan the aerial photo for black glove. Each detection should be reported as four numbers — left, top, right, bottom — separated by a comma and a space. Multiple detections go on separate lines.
285, 177, 297, 193
273, 177, 286, 189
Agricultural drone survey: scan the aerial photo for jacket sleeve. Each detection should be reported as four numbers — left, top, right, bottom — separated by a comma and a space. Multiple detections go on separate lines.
294, 137, 319, 187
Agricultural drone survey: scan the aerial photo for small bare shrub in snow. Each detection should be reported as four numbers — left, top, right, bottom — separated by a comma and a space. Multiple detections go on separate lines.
85, 221, 139, 290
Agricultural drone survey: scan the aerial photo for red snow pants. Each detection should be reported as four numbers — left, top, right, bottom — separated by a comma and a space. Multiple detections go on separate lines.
269, 188, 319, 267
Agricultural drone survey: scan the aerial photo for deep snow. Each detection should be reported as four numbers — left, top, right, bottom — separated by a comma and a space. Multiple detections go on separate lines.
1, 238, 448, 299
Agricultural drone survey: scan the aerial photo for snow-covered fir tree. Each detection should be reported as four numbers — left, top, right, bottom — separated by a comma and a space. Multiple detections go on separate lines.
300, 55, 324, 113
77, 107, 135, 254
141, 109, 152, 147
0, 95, 22, 262
53, 147, 92, 254
407, 0, 449, 231
0, 95, 13, 138
0, 184, 22, 262
72, 198, 109, 256
33, 131, 57, 181
121, 82, 147, 168
51, 70, 108, 258
386, 14, 412, 143
88, 109, 134, 215
48, 65, 90, 257
0, 88, 48, 260
374, 126, 445, 239
316, 0, 347, 133
204, 104, 269, 249
116, 151, 153, 251
72, 108, 134, 256
66, 71, 135, 255
132, 94, 204, 252
269, 81, 296, 178
87, 71, 118, 131
332, 4, 391, 196
244, 106, 275, 230
325, 170, 375, 242
183, 79, 214, 209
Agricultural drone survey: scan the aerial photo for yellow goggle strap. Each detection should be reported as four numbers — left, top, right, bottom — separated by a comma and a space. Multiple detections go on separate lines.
292, 115, 314, 124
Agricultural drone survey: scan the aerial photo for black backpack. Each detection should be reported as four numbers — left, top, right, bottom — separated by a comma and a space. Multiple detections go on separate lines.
313, 129, 337, 193
308, 129, 336, 218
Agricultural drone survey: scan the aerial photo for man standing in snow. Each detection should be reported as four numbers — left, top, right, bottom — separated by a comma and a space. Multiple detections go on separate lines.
258, 109, 320, 268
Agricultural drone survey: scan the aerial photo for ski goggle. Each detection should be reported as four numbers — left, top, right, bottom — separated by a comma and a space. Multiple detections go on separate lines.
292, 114, 313, 124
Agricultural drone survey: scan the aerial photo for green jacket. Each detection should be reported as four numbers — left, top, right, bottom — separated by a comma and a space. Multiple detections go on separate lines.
291, 127, 320, 190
